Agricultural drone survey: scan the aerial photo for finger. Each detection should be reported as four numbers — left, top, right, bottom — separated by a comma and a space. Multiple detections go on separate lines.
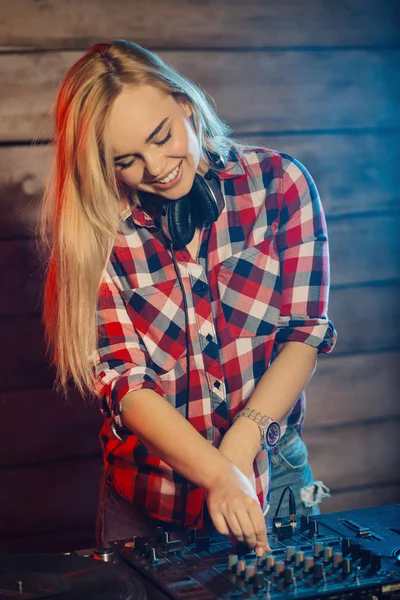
247, 502, 270, 552
225, 511, 245, 543
209, 510, 230, 536
230, 506, 259, 548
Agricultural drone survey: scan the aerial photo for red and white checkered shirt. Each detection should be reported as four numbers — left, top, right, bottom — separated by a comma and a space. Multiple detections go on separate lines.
94, 145, 337, 528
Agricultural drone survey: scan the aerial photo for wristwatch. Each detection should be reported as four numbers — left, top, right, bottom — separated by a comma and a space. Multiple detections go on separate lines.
232, 408, 281, 451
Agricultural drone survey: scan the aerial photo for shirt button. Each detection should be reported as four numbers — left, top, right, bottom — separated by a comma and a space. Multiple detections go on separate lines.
219, 427, 226, 435
214, 380, 221, 389
206, 334, 213, 342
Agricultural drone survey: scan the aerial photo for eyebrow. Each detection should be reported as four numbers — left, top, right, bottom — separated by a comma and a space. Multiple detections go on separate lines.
113, 117, 170, 161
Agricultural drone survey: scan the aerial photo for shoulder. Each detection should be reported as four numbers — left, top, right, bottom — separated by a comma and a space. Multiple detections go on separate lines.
230, 144, 312, 184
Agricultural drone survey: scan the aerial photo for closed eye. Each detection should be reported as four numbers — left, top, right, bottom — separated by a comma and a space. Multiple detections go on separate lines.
116, 129, 172, 170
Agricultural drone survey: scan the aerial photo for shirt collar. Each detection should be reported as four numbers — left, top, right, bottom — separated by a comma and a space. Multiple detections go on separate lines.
119, 145, 246, 226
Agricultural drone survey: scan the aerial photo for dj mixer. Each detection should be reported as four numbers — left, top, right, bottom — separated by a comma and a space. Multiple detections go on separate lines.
1, 504, 399, 599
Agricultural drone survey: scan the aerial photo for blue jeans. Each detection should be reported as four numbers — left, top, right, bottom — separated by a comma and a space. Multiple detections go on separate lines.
96, 426, 329, 546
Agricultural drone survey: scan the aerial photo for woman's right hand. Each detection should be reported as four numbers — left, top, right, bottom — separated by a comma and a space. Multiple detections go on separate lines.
203, 462, 270, 555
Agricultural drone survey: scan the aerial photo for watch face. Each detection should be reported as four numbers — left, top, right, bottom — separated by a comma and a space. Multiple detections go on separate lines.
266, 422, 281, 447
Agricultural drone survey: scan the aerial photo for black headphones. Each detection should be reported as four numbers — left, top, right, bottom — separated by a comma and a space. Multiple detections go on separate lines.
137, 152, 226, 249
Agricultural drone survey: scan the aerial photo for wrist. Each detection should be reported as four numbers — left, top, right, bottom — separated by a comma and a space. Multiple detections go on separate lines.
220, 418, 261, 462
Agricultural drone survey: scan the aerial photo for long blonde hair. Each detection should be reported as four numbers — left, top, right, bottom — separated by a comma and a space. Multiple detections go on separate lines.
39, 39, 236, 397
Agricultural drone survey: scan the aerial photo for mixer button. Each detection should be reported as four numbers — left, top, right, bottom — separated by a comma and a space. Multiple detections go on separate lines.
236, 559, 246, 577
253, 571, 265, 589
266, 555, 275, 572
304, 556, 314, 573
285, 546, 296, 562
361, 548, 372, 567
228, 554, 238, 571
351, 542, 362, 561
300, 515, 310, 531
309, 519, 319, 536
295, 551, 304, 567
341, 537, 352, 555
342, 557, 352, 576
256, 552, 267, 568
323, 546, 333, 563
284, 566, 295, 586
150, 547, 158, 563
274, 561, 285, 578
333, 552, 343, 569
313, 563, 325, 581
370, 553, 382, 573
314, 541, 324, 558
245, 565, 255, 582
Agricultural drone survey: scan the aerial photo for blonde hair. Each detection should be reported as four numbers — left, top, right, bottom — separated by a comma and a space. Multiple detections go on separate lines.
39, 39, 237, 397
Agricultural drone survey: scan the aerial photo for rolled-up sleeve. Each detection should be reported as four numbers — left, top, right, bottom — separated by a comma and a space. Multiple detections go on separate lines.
93, 265, 164, 427
275, 153, 337, 354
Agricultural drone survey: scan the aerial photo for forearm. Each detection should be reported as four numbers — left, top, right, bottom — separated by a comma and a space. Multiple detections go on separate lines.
120, 388, 232, 489
220, 341, 318, 462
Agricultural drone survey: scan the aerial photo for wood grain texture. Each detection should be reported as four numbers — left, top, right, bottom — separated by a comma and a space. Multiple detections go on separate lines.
305, 352, 400, 428
2, 215, 399, 316
303, 419, 400, 490
320, 482, 400, 514
0, 283, 399, 390
0, 0, 399, 49
0, 456, 102, 539
2, 132, 399, 239
1, 49, 399, 141
0, 387, 102, 467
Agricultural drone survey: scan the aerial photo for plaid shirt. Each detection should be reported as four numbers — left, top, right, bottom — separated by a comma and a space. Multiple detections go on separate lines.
95, 145, 337, 528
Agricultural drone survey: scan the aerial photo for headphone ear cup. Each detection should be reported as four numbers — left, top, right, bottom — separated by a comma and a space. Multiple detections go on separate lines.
189, 174, 220, 224
161, 195, 195, 249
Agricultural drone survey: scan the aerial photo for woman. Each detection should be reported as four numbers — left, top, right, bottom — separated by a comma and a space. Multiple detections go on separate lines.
40, 39, 336, 556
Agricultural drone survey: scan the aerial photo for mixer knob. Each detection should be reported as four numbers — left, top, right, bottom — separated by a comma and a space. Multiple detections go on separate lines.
266, 555, 276, 572
141, 542, 151, 557
323, 546, 333, 563
163, 531, 170, 545
342, 538, 352, 555
245, 565, 255, 582
256, 552, 267, 568
333, 552, 343, 569
314, 541, 324, 558
342, 557, 352, 576
304, 556, 314, 573
285, 546, 296, 562
133, 536, 145, 551
253, 571, 265, 589
351, 542, 362, 561
300, 515, 310, 531
309, 519, 319, 536
295, 551, 304, 567
313, 563, 325, 581
361, 548, 372, 567
94, 547, 114, 562
284, 567, 295, 586
236, 559, 246, 577
228, 554, 238, 571
150, 547, 158, 563
370, 553, 382, 573
274, 561, 285, 578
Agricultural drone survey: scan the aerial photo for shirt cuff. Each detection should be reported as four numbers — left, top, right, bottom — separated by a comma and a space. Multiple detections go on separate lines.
275, 316, 337, 354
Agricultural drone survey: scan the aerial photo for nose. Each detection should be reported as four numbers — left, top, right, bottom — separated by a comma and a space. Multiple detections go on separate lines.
142, 151, 165, 182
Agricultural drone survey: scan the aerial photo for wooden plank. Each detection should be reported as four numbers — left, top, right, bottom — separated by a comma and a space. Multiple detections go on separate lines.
0, 0, 398, 49
306, 352, 400, 428
303, 419, 400, 490
1, 49, 399, 141
236, 131, 400, 218
0, 283, 399, 390
2, 215, 399, 316
0, 456, 102, 539
319, 483, 400, 514
0, 387, 102, 467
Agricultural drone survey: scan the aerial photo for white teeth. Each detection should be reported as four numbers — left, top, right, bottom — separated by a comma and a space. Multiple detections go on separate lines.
157, 164, 180, 184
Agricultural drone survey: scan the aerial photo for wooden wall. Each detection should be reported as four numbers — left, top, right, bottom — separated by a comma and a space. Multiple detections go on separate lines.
1, 0, 399, 552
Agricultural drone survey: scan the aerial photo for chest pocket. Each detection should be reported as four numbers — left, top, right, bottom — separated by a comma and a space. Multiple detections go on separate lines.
216, 239, 281, 338
121, 280, 187, 375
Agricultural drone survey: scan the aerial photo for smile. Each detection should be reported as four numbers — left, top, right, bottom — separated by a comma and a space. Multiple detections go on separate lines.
151, 161, 183, 190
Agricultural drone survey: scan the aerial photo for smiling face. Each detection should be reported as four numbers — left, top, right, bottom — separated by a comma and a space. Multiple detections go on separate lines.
105, 84, 209, 201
